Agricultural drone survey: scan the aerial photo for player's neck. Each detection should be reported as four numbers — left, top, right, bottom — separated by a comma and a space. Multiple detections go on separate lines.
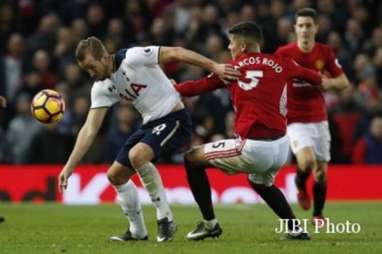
297, 39, 315, 53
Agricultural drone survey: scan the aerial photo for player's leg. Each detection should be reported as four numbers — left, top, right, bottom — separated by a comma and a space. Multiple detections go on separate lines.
131, 109, 192, 242
295, 147, 317, 210
184, 145, 223, 241
247, 137, 310, 240
107, 161, 148, 241
128, 142, 176, 242
288, 123, 318, 210
247, 180, 309, 240
312, 161, 328, 225
311, 121, 331, 225
0, 215, 4, 223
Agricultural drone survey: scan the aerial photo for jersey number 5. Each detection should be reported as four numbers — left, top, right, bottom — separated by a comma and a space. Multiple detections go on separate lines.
238, 70, 263, 91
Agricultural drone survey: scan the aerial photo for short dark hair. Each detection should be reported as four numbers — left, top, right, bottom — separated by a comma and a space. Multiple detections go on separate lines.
228, 21, 263, 44
75, 36, 107, 62
295, 8, 318, 23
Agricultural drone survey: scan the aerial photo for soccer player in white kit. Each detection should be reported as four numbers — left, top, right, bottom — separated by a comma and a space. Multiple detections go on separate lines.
58, 37, 239, 242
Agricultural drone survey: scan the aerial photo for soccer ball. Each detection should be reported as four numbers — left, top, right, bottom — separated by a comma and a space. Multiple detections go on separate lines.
31, 89, 65, 124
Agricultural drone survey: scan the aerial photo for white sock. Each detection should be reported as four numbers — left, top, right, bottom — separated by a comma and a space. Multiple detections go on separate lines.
137, 162, 173, 221
204, 218, 218, 229
115, 181, 147, 238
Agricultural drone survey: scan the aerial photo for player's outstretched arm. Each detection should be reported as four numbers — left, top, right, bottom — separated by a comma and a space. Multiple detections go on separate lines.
58, 107, 108, 191
159, 46, 240, 81
175, 73, 226, 97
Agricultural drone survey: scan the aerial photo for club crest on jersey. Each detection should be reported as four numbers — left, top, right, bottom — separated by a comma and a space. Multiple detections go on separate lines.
315, 59, 324, 71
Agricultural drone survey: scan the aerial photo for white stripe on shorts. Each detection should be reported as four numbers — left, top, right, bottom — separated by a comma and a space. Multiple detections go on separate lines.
160, 120, 180, 147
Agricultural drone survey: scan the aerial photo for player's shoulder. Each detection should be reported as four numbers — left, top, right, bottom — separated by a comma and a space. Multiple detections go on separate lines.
275, 42, 298, 55
125, 46, 157, 57
314, 42, 335, 55
91, 79, 113, 95
115, 48, 128, 69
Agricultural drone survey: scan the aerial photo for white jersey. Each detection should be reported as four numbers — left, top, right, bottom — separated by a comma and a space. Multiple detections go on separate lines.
90, 46, 181, 124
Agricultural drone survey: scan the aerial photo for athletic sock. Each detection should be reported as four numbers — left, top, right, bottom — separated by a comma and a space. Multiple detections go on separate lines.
114, 181, 147, 238
295, 168, 310, 191
313, 181, 327, 216
248, 181, 298, 231
185, 159, 215, 221
137, 162, 173, 221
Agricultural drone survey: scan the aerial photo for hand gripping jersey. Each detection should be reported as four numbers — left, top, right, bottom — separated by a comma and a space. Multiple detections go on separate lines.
175, 52, 322, 139
275, 42, 344, 123
90, 46, 181, 124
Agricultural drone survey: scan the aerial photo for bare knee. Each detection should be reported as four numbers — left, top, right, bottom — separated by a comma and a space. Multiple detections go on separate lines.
313, 163, 327, 183
107, 163, 134, 186
300, 158, 316, 172
107, 170, 129, 186
184, 147, 198, 163
297, 150, 317, 172
184, 146, 207, 168
296, 147, 317, 172
129, 144, 154, 169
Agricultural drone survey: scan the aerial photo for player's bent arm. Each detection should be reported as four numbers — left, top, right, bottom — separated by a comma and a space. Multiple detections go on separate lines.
290, 62, 322, 87
63, 107, 108, 172
322, 74, 350, 91
159, 47, 239, 80
159, 47, 216, 71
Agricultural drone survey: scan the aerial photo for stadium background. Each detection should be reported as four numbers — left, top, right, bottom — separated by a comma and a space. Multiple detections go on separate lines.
0, 1, 382, 253
0, 0, 382, 166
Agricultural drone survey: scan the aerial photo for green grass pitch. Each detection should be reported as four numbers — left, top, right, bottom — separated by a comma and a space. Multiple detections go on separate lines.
1, 202, 381, 254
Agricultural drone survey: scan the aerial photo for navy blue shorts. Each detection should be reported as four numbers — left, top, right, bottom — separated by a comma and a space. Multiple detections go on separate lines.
115, 109, 192, 167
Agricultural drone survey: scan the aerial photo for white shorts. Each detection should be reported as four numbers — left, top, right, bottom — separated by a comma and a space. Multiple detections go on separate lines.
287, 121, 331, 162
204, 136, 290, 186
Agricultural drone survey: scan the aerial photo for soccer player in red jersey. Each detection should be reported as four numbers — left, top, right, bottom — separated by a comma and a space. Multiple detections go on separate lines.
275, 8, 350, 226
175, 21, 334, 241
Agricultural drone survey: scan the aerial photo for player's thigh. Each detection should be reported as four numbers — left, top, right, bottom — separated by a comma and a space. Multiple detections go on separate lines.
107, 161, 136, 185
248, 136, 290, 186
204, 138, 273, 174
311, 122, 331, 162
116, 129, 146, 168
128, 142, 156, 168
287, 123, 314, 154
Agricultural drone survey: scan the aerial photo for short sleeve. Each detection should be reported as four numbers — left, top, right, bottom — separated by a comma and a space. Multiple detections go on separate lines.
90, 79, 120, 109
325, 47, 343, 78
125, 46, 160, 67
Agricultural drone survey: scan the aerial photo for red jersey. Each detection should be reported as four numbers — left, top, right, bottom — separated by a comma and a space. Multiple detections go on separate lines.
275, 42, 343, 123
175, 52, 322, 139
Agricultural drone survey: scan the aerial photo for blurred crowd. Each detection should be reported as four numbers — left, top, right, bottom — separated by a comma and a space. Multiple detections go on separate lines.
0, 0, 382, 165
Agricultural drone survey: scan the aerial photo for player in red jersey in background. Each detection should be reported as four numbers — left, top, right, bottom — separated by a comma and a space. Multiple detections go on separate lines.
175, 21, 334, 241
275, 8, 350, 226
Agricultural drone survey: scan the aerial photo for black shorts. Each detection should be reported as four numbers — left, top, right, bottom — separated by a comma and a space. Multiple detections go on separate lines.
115, 109, 192, 167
